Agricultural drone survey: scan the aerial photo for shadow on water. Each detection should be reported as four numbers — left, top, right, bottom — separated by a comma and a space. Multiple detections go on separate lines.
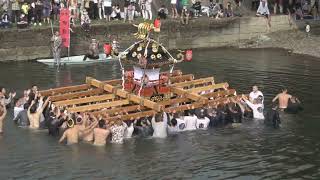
0, 48, 320, 179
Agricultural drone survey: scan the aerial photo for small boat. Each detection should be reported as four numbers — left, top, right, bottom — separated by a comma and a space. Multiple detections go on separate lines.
37, 53, 119, 66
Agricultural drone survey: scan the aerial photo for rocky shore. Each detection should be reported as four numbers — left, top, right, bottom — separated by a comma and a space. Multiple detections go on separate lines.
239, 27, 320, 59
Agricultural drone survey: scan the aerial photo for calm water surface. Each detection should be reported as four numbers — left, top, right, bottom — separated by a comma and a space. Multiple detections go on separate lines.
0, 48, 320, 179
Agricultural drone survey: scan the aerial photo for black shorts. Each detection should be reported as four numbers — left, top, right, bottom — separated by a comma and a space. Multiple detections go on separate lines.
104, 7, 112, 15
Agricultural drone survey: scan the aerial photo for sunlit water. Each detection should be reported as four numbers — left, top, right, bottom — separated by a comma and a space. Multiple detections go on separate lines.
0, 48, 320, 179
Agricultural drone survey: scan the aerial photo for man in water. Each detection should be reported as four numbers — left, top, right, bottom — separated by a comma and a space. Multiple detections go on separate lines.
265, 104, 281, 128
93, 119, 111, 146
109, 118, 126, 144
285, 96, 303, 114
242, 95, 265, 119
0, 100, 7, 134
151, 112, 168, 138
249, 85, 264, 103
83, 39, 99, 61
59, 115, 98, 145
51, 31, 62, 66
272, 88, 292, 110
13, 103, 30, 127
28, 97, 50, 129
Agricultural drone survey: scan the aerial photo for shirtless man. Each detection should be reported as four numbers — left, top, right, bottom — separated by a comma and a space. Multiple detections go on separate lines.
93, 120, 111, 146
59, 114, 98, 145
77, 113, 95, 142
272, 88, 292, 110
0, 100, 7, 134
28, 97, 50, 129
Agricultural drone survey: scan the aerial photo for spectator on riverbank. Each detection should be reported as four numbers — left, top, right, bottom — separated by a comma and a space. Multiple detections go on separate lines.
103, 0, 112, 22
0, 10, 10, 28
34, 0, 43, 26
171, 0, 178, 18
181, 6, 189, 25
11, 0, 20, 24
158, 5, 168, 19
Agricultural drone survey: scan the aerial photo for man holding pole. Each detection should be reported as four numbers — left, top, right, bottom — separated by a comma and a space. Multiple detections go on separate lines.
51, 31, 63, 66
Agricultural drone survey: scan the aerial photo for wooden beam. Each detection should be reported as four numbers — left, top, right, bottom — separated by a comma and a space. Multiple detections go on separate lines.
170, 74, 194, 83
53, 94, 116, 106
90, 105, 145, 116
188, 83, 229, 93
50, 88, 104, 102
86, 77, 164, 112
174, 77, 214, 87
40, 84, 91, 97
67, 99, 130, 113
170, 87, 208, 104
105, 95, 242, 122
203, 89, 236, 98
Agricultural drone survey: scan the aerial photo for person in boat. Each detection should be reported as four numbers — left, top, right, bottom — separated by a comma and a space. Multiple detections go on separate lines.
265, 104, 281, 128
151, 112, 168, 138
272, 88, 293, 111
285, 96, 303, 114
93, 119, 111, 146
0, 100, 7, 134
249, 85, 264, 104
51, 31, 62, 66
83, 39, 100, 61
241, 95, 265, 120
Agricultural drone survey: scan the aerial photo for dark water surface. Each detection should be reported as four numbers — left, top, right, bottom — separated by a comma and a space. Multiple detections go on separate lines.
0, 48, 320, 179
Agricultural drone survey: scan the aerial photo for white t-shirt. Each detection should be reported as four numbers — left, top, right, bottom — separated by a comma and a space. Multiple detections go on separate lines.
124, 123, 134, 138
176, 118, 186, 132
171, 0, 177, 4
184, 115, 197, 131
245, 100, 265, 119
151, 112, 168, 138
167, 125, 179, 134
103, 0, 111, 7
14, 106, 24, 120
196, 117, 210, 130
249, 91, 264, 102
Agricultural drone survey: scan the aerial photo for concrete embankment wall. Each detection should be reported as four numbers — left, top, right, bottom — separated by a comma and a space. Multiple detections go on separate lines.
0, 15, 294, 62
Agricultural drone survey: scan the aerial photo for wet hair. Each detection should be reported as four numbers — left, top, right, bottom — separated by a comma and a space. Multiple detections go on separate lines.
98, 120, 106, 128
23, 103, 30, 110
30, 104, 37, 113
170, 118, 177, 126
125, 120, 132, 126
155, 113, 163, 123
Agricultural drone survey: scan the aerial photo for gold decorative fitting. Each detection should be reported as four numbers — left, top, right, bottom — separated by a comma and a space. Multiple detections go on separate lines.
132, 52, 137, 57
157, 54, 162, 59
137, 53, 142, 59
137, 46, 143, 52
152, 47, 158, 53
151, 54, 156, 60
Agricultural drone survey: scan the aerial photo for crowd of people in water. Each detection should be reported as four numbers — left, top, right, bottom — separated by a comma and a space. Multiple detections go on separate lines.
0, 84, 303, 146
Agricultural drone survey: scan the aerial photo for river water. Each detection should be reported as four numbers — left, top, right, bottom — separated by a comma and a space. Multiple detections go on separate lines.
0, 48, 320, 179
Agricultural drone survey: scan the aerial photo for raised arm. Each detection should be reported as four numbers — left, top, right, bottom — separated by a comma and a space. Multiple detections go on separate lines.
59, 130, 67, 143
272, 94, 279, 102
39, 97, 51, 114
